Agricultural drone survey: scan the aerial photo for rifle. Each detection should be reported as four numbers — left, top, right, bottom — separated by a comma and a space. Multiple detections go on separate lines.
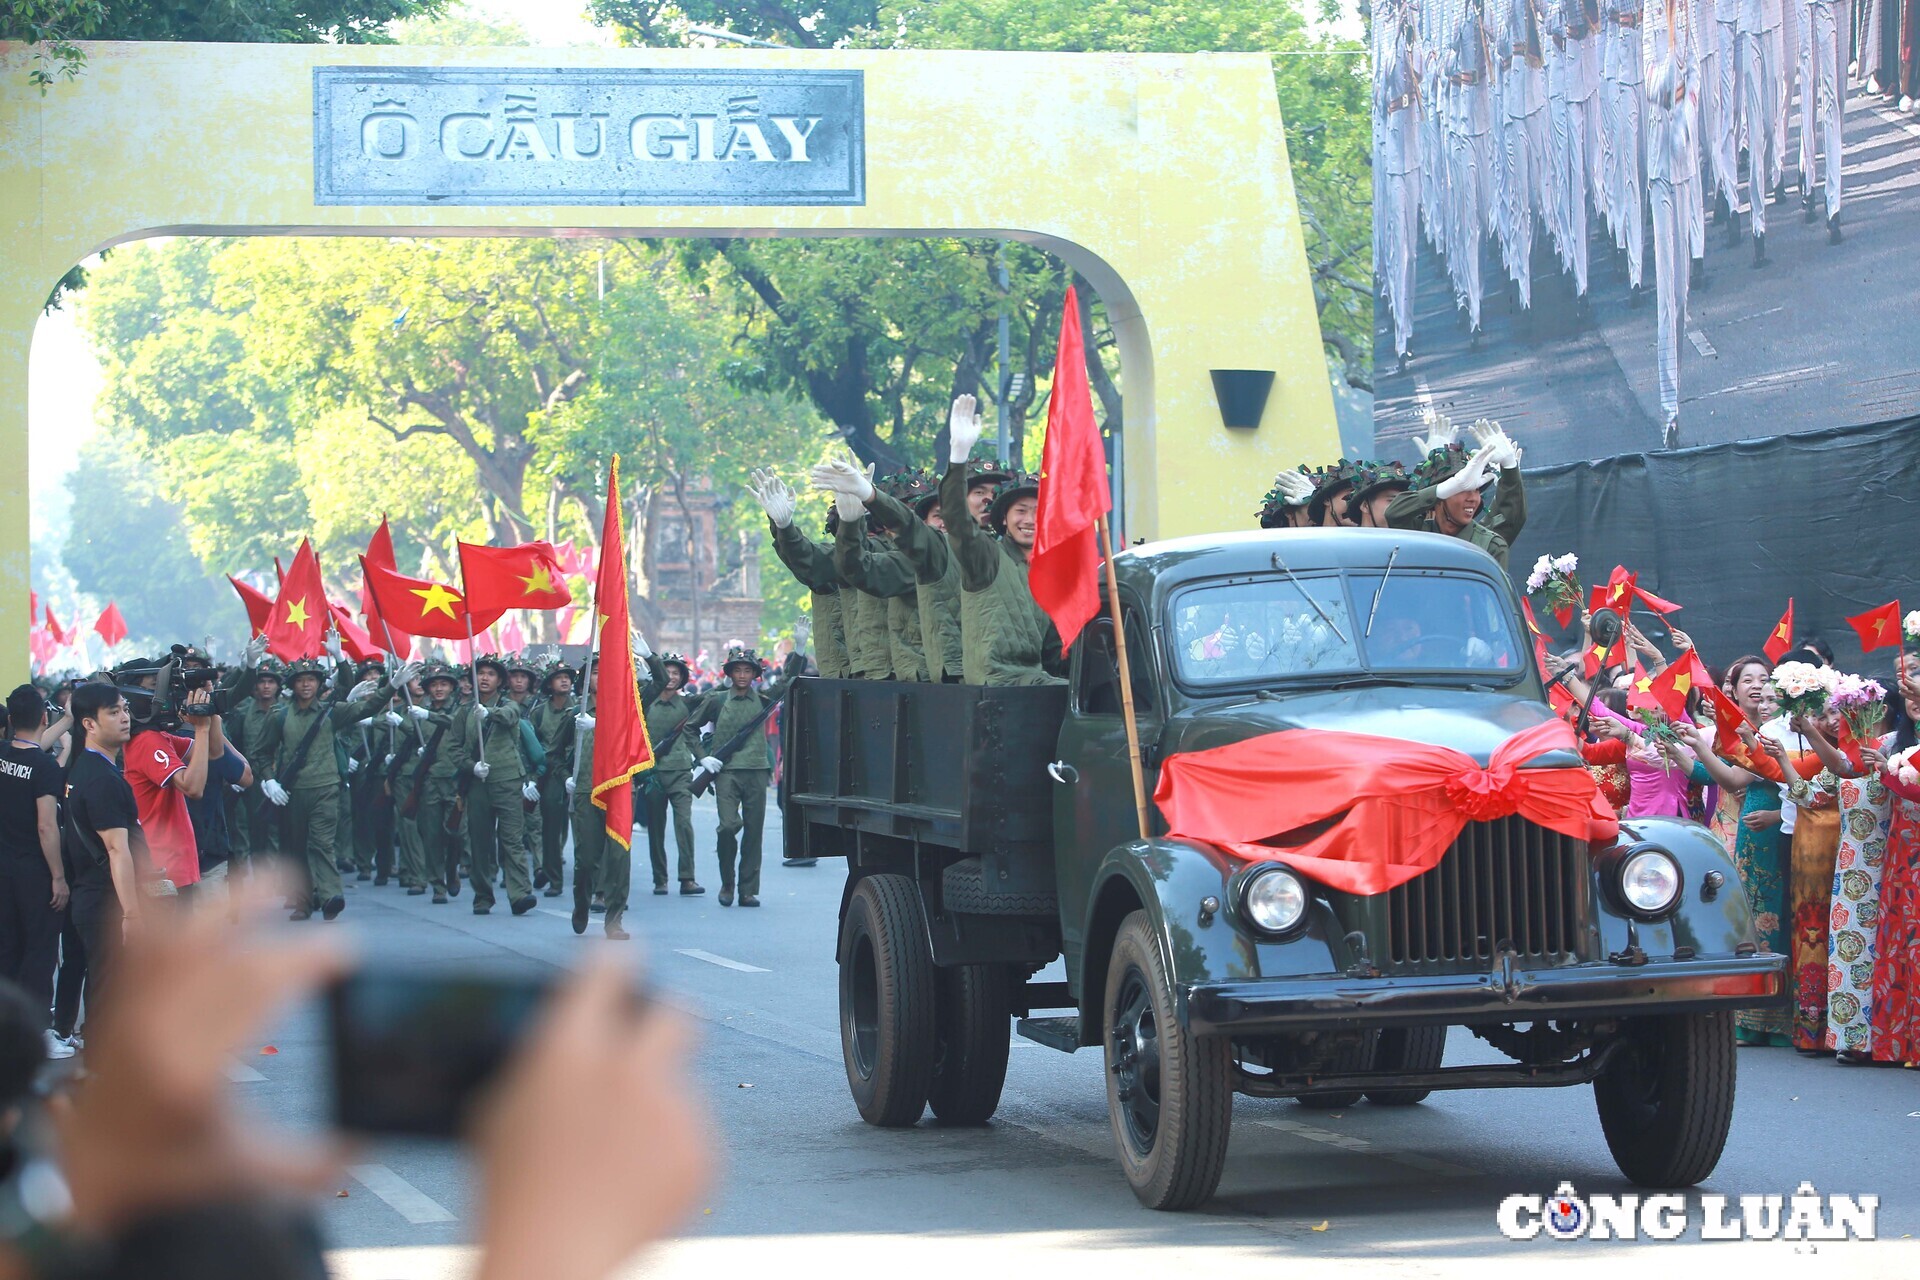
401, 714, 452, 821
689, 688, 792, 798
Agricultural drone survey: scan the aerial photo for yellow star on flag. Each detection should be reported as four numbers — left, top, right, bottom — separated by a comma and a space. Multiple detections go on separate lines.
1672, 671, 1691, 695
1875, 617, 1889, 637
284, 597, 310, 628
518, 563, 556, 596
412, 582, 462, 620
1774, 620, 1790, 639
1591, 644, 1608, 660
1636, 675, 1654, 693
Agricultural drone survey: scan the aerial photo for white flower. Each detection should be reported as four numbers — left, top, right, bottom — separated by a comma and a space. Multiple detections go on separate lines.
1552, 553, 1579, 574
1526, 555, 1552, 592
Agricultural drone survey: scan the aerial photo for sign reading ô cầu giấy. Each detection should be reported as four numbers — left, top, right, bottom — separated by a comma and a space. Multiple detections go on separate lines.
313, 67, 865, 206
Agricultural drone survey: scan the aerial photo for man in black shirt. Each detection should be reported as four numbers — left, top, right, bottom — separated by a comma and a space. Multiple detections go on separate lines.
63, 683, 149, 1006
0, 684, 68, 1056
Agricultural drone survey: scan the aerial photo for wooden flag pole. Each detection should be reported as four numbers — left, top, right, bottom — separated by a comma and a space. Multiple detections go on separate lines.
1097, 512, 1151, 841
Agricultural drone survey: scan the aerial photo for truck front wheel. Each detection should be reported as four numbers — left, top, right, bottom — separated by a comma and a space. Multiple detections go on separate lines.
1593, 1011, 1738, 1187
1104, 911, 1234, 1210
839, 874, 937, 1127
928, 964, 1013, 1125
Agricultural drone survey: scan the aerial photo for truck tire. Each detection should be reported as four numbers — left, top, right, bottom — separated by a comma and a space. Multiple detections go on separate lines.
941, 858, 1059, 916
928, 963, 1013, 1126
1296, 1031, 1377, 1109
1366, 1025, 1447, 1106
838, 874, 937, 1127
1593, 1011, 1737, 1187
1104, 910, 1233, 1210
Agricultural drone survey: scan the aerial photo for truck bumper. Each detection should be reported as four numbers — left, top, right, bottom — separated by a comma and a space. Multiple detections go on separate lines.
1186, 954, 1789, 1036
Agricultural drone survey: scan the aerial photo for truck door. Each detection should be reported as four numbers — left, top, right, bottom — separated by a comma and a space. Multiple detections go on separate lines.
1051, 602, 1161, 975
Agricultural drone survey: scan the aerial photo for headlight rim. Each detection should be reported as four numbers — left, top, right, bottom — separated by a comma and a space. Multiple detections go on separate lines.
1614, 843, 1684, 919
1233, 862, 1311, 938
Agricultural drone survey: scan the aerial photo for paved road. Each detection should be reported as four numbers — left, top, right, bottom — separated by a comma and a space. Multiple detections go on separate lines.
225, 792, 1920, 1277
1375, 93, 1920, 465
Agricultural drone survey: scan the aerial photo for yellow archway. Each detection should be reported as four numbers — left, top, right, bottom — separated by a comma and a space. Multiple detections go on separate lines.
0, 42, 1335, 668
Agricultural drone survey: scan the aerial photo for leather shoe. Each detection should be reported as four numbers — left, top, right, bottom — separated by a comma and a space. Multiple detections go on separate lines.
740, 894, 761, 908
653, 883, 669, 895
473, 903, 491, 916
604, 910, 631, 941
289, 908, 313, 922
533, 868, 548, 890
510, 894, 537, 916
407, 885, 426, 895
718, 888, 735, 907
543, 884, 563, 897
680, 881, 706, 896
321, 895, 346, 921
431, 890, 448, 904
571, 901, 589, 935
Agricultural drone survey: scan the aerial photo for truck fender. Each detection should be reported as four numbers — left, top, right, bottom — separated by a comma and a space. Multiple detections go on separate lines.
1594, 818, 1765, 960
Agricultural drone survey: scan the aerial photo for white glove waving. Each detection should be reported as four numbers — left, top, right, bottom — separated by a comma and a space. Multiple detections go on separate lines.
1434, 442, 1496, 499
383, 710, 404, 727
700, 755, 724, 775
749, 468, 796, 529
472, 761, 491, 780
565, 776, 577, 796
633, 628, 653, 659
324, 629, 345, 664
834, 488, 867, 524
348, 678, 379, 702
947, 393, 985, 465
383, 753, 396, 769
1412, 409, 1458, 458
261, 779, 290, 807
811, 449, 877, 503
242, 634, 268, 668
408, 704, 432, 721
575, 713, 596, 731
391, 660, 422, 688
522, 779, 539, 803
1273, 469, 1315, 506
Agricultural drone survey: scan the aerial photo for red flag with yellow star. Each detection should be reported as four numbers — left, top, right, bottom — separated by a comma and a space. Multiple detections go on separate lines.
457, 541, 574, 616
266, 539, 328, 662
589, 457, 655, 849
1626, 655, 1700, 718
1763, 599, 1795, 663
361, 558, 504, 641
1846, 600, 1903, 653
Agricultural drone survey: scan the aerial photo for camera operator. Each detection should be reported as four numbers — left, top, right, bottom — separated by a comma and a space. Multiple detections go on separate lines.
121, 665, 217, 902
0, 686, 69, 1061
62, 685, 153, 1006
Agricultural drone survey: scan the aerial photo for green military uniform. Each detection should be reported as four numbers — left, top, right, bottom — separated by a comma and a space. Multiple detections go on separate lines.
402, 678, 465, 901
568, 714, 631, 930
938, 463, 1066, 687
832, 514, 928, 682
255, 663, 395, 916
383, 704, 430, 894
345, 720, 378, 879
530, 686, 577, 893
451, 675, 532, 913
769, 518, 851, 678
1384, 453, 1526, 570
687, 650, 792, 904
640, 652, 700, 889
866, 488, 963, 681
228, 676, 285, 861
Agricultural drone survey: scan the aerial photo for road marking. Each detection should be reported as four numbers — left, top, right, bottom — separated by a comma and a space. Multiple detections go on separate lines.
224, 1059, 266, 1082
347, 1164, 457, 1224
1255, 1117, 1481, 1178
676, 948, 770, 973
1687, 328, 1717, 357
536, 908, 574, 921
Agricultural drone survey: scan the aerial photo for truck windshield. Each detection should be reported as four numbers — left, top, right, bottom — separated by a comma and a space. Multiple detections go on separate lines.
1170, 571, 1524, 686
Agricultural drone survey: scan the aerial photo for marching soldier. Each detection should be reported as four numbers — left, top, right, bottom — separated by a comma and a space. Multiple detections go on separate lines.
1647, 0, 1702, 446
228, 656, 285, 868
345, 658, 387, 883
504, 655, 549, 892
1738, 0, 1784, 262
750, 471, 853, 679
566, 664, 631, 940
386, 668, 431, 896
1385, 417, 1527, 568
400, 662, 464, 903
531, 659, 578, 897
641, 651, 707, 895
254, 648, 412, 921
1604, 0, 1647, 303
688, 649, 790, 907
1795, 0, 1844, 242
1447, 0, 1497, 345
450, 653, 537, 917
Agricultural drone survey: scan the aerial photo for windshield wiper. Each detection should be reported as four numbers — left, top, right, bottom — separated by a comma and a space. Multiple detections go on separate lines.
1268, 550, 1348, 645
1318, 674, 1420, 690
1365, 544, 1400, 638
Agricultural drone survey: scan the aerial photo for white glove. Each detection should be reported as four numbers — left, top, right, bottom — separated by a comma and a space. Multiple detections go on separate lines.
261, 779, 289, 807
383, 710, 404, 726
575, 713, 595, 730
408, 704, 432, 721
1273, 470, 1314, 506
565, 776, 576, 796
391, 660, 422, 687
1468, 419, 1520, 470
1412, 409, 1457, 457
346, 758, 360, 775
522, 780, 540, 802
834, 489, 868, 523
474, 702, 490, 721
383, 753, 396, 768
347, 678, 379, 702
242, 635, 268, 668
749, 468, 796, 529
324, 630, 345, 663
947, 393, 985, 464
700, 755, 724, 774
811, 450, 877, 503
633, 629, 653, 659
1434, 445, 1495, 499
473, 761, 491, 780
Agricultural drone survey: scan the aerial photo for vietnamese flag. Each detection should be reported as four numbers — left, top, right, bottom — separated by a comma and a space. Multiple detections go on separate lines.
266, 540, 328, 662
1847, 600, 1903, 653
458, 541, 574, 616
1629, 654, 1700, 718
228, 575, 273, 638
1028, 285, 1111, 655
93, 601, 128, 649
589, 457, 655, 849
362, 559, 503, 641
360, 518, 413, 657
44, 605, 68, 647
1700, 674, 1747, 755
1763, 599, 1795, 663
327, 602, 385, 665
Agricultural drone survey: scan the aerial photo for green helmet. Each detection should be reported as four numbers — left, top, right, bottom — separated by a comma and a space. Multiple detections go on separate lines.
1305, 459, 1362, 524
472, 652, 509, 680
284, 657, 329, 681
987, 470, 1041, 534
1409, 442, 1471, 491
1343, 459, 1412, 520
722, 646, 761, 676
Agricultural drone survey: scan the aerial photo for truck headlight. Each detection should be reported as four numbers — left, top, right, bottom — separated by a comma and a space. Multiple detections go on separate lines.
1619, 848, 1682, 916
1240, 865, 1307, 935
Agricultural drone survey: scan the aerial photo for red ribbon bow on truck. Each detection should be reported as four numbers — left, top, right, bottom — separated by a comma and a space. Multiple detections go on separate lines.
1154, 719, 1619, 896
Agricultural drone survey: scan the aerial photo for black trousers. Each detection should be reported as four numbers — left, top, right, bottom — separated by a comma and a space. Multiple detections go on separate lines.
0, 862, 62, 1027
69, 879, 122, 1019
53, 909, 86, 1038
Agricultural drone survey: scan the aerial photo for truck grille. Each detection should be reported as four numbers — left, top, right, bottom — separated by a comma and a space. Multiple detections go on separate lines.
1384, 816, 1587, 967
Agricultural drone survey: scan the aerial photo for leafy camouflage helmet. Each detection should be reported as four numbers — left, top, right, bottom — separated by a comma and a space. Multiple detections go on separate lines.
987, 469, 1041, 533
1305, 458, 1363, 524
419, 660, 459, 688
657, 652, 692, 683
471, 652, 510, 679
1257, 467, 1313, 528
284, 657, 329, 682
722, 646, 762, 676
1343, 459, 1412, 520
540, 659, 579, 691
504, 652, 541, 680
1408, 442, 1471, 491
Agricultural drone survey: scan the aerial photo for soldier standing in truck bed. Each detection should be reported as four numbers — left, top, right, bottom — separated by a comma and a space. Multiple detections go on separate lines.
750, 469, 852, 679
824, 468, 932, 683
819, 466, 967, 683
1385, 415, 1527, 570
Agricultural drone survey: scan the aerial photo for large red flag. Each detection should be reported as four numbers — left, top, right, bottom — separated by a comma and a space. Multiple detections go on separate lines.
361, 559, 503, 641
590, 457, 655, 849
327, 602, 384, 664
1028, 285, 1111, 655
93, 602, 127, 649
1847, 600, 1903, 653
361, 518, 413, 657
43, 605, 68, 647
1763, 599, 1795, 663
265, 540, 328, 662
458, 541, 574, 616
228, 575, 273, 638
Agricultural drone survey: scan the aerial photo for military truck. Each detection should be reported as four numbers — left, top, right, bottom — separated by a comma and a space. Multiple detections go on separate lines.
781, 529, 1786, 1210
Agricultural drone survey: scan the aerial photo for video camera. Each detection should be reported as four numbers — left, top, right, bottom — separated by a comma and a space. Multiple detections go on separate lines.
119, 644, 233, 728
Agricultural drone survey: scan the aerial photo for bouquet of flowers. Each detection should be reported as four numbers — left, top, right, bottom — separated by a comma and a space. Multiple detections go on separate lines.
1525, 552, 1582, 626
1887, 745, 1920, 789
1828, 672, 1888, 747
1905, 611, 1920, 649
1768, 660, 1840, 722
1629, 704, 1685, 750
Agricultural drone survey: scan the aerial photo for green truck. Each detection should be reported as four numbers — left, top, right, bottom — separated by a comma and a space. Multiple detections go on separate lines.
781, 529, 1787, 1210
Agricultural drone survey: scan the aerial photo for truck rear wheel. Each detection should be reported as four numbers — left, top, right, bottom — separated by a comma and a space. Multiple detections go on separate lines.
1366, 1025, 1447, 1106
1593, 1011, 1737, 1187
1104, 911, 1233, 1210
928, 964, 1012, 1125
839, 874, 937, 1127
